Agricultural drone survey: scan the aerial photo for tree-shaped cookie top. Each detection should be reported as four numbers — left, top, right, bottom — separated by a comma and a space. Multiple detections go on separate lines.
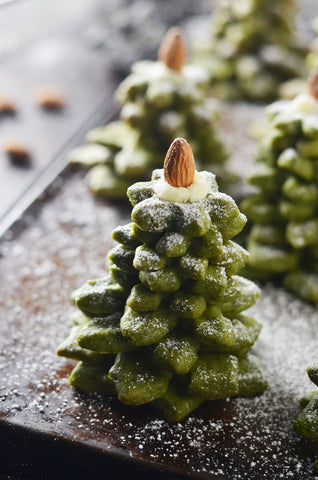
128, 138, 245, 239
267, 67, 318, 124
116, 27, 209, 107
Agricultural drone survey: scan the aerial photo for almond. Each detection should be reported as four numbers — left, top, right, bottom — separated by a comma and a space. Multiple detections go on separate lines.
308, 67, 318, 100
158, 27, 186, 72
34, 87, 65, 110
3, 141, 31, 166
0, 98, 16, 115
164, 138, 195, 187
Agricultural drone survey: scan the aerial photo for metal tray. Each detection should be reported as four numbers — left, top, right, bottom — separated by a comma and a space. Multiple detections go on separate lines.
1, 101, 318, 480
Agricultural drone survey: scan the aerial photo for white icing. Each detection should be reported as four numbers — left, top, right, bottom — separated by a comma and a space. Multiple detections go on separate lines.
267, 92, 318, 120
154, 171, 209, 203
131, 60, 208, 86
183, 64, 209, 84
292, 92, 318, 114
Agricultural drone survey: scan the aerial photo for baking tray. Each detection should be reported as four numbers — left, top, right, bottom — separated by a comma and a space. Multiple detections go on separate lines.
1, 100, 318, 480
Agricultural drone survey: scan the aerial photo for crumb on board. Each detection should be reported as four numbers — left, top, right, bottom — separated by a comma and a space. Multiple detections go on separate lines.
0, 97, 16, 115
33, 87, 66, 111
3, 140, 32, 166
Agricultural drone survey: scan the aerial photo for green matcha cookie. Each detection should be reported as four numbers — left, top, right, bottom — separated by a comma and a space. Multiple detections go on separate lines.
241, 71, 318, 303
69, 27, 229, 200
294, 363, 318, 472
194, 0, 307, 101
58, 138, 267, 421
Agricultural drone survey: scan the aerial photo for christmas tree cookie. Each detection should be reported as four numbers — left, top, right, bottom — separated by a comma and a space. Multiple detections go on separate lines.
69, 27, 228, 200
294, 364, 318, 472
240, 70, 318, 303
58, 138, 267, 422
195, 0, 306, 101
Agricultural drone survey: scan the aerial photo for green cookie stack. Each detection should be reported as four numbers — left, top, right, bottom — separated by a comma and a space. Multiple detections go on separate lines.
241, 71, 318, 303
58, 138, 267, 422
69, 27, 228, 200
294, 363, 318, 472
195, 0, 306, 101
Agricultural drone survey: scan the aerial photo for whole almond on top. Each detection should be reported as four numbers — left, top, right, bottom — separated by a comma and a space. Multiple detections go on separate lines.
158, 27, 186, 72
308, 67, 318, 100
164, 138, 195, 187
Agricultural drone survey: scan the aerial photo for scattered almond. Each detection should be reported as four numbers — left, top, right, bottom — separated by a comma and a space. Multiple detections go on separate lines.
308, 67, 318, 100
158, 27, 186, 72
34, 87, 65, 110
0, 97, 16, 115
3, 141, 31, 166
164, 137, 195, 187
